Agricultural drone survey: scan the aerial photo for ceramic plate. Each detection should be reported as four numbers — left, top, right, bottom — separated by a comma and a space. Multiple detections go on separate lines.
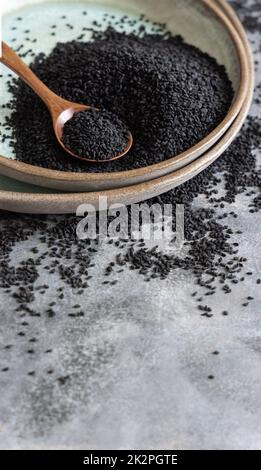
0, 0, 251, 191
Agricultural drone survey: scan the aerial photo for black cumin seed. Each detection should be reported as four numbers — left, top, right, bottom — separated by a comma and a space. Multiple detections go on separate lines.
62, 108, 129, 161
4, 27, 233, 172
0, 9, 260, 382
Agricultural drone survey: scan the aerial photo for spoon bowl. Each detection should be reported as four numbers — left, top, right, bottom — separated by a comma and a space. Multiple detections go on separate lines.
0, 41, 133, 163
54, 104, 133, 163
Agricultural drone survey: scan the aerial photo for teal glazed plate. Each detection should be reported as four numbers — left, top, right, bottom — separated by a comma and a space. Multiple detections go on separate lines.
0, 0, 252, 192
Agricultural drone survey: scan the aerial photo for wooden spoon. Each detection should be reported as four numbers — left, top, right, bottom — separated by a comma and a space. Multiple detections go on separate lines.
0, 41, 133, 163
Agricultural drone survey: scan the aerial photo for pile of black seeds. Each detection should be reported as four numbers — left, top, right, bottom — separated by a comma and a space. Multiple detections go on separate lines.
2, 27, 233, 172
62, 108, 129, 161
0, 1, 260, 386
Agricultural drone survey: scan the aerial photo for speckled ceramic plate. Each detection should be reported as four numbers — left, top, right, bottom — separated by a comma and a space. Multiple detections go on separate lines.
0, 0, 251, 191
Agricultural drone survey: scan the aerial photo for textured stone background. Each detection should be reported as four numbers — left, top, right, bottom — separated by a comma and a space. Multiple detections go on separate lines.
0, 0, 260, 450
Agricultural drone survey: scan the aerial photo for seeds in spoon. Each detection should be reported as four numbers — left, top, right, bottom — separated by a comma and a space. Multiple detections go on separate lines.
62, 108, 130, 161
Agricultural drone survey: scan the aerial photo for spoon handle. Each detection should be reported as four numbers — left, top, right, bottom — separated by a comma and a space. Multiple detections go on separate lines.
0, 41, 68, 116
